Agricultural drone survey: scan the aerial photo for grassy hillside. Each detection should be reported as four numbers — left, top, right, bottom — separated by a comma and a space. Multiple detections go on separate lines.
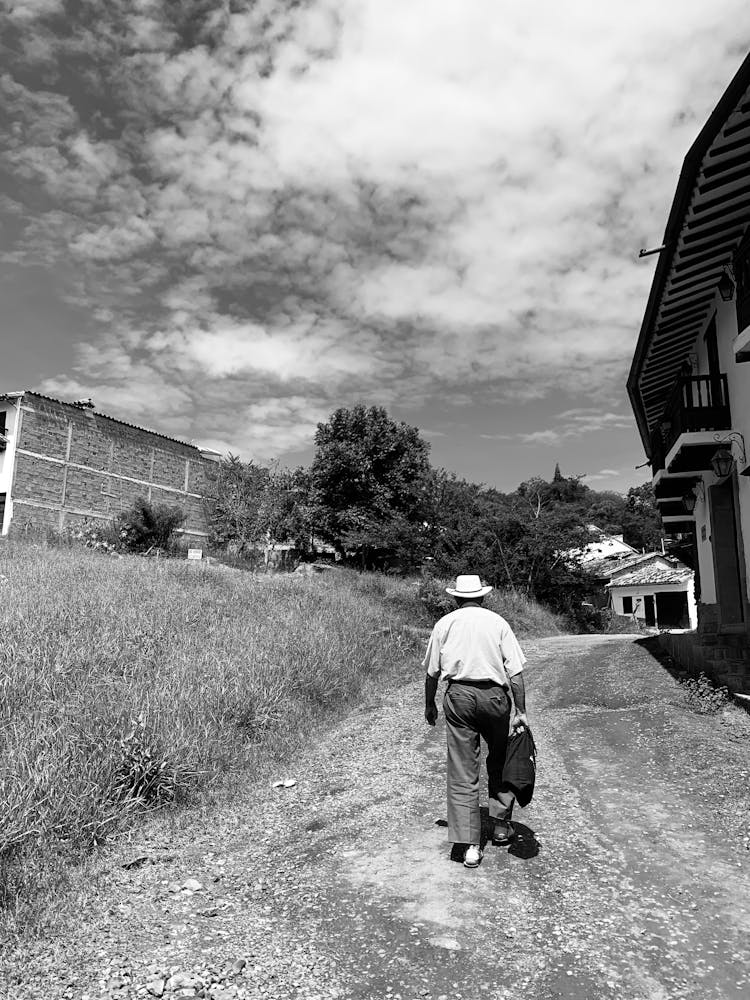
0, 542, 564, 924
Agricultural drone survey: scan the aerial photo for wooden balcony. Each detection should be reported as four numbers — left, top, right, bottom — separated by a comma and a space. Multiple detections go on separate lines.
651, 374, 732, 475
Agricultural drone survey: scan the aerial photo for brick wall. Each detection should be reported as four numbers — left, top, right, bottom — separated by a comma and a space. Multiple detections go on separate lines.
658, 601, 750, 693
9, 394, 216, 540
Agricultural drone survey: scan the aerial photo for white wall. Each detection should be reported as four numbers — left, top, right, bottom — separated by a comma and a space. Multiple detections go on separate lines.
0, 400, 20, 535
610, 581, 697, 629
720, 295, 750, 605
685, 294, 750, 607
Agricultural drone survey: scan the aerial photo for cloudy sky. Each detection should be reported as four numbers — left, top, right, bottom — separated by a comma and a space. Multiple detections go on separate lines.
2, 1, 750, 492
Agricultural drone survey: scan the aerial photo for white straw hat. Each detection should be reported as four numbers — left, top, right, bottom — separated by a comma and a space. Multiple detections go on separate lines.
445, 574, 493, 599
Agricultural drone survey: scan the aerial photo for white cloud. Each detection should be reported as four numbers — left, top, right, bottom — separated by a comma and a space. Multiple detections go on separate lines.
6, 0, 64, 21
586, 468, 622, 482
4, 0, 750, 460
482, 409, 635, 446
147, 316, 373, 382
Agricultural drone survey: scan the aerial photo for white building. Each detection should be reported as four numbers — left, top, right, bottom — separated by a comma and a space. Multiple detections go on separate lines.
627, 53, 750, 691
607, 556, 697, 630
572, 526, 638, 564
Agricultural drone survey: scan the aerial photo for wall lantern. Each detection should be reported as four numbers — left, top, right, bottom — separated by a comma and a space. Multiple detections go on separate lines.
682, 490, 697, 514
711, 447, 735, 478
682, 481, 704, 513
717, 270, 735, 301
711, 431, 747, 479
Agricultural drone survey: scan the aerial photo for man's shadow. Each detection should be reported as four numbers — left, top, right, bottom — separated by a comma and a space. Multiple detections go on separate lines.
439, 808, 540, 862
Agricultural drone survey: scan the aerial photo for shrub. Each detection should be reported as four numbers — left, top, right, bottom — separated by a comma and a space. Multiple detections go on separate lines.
417, 575, 457, 620
417, 576, 566, 638
112, 718, 177, 805
116, 497, 186, 553
681, 672, 731, 715
64, 520, 120, 553
599, 609, 643, 634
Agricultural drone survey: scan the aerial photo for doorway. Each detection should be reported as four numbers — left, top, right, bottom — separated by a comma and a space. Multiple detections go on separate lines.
655, 591, 689, 628
643, 594, 656, 627
709, 479, 746, 625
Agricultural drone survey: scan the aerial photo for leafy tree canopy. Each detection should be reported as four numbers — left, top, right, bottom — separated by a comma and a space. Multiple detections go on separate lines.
209, 455, 313, 556
310, 405, 432, 567
207, 406, 665, 627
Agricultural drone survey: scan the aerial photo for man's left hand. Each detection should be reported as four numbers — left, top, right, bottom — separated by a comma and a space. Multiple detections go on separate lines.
425, 702, 438, 726
511, 711, 528, 733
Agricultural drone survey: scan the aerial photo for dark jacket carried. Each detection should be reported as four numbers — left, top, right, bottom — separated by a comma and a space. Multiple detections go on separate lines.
502, 726, 537, 807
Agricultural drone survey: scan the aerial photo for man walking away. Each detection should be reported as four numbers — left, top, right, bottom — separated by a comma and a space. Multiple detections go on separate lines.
423, 574, 528, 868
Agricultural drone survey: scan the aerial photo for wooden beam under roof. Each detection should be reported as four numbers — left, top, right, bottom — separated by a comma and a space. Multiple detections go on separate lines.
679, 225, 744, 253
690, 180, 750, 215
669, 266, 725, 293
686, 191, 750, 226
642, 364, 686, 390
707, 133, 750, 158
720, 116, 750, 139
658, 292, 714, 320
698, 165, 750, 196
653, 317, 705, 339
701, 149, 750, 178
653, 318, 704, 340
648, 337, 702, 362
673, 245, 733, 272
681, 214, 744, 244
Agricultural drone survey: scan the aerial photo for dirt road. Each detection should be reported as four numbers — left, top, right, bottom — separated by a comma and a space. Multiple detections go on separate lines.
5, 634, 750, 1000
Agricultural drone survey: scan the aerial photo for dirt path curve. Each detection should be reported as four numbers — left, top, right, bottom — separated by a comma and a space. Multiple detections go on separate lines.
5, 634, 750, 1000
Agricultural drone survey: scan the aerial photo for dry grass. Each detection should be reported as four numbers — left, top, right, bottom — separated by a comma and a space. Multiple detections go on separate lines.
0, 544, 566, 931
0, 543, 425, 925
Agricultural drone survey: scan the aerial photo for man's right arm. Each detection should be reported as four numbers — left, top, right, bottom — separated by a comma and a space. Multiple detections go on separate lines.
509, 673, 528, 732
425, 673, 439, 726
423, 626, 441, 725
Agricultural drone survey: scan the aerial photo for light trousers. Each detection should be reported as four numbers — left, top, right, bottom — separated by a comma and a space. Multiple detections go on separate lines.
443, 681, 516, 845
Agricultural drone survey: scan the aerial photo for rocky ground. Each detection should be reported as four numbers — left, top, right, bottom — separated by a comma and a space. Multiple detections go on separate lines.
2, 633, 750, 1000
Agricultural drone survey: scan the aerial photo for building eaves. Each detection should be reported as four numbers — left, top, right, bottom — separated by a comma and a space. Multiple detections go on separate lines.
627, 52, 750, 452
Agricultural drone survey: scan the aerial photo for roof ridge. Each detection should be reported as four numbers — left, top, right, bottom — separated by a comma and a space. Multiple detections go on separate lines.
4, 389, 213, 455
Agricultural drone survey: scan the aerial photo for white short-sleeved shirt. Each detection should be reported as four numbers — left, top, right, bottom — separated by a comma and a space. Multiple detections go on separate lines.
422, 604, 526, 686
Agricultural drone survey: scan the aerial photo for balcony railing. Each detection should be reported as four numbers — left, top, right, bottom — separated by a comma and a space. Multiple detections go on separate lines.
650, 374, 732, 472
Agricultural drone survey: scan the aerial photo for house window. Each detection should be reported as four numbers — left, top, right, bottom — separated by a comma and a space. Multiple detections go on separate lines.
622, 596, 633, 614
0, 409, 6, 450
0, 493, 6, 531
734, 231, 750, 334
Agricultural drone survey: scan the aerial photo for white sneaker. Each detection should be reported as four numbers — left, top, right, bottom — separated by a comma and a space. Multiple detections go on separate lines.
463, 844, 482, 868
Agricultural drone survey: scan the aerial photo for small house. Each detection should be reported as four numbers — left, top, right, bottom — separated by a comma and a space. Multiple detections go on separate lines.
606, 556, 697, 630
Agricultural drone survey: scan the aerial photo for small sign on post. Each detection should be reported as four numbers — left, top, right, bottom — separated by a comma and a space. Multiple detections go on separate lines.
187, 548, 203, 561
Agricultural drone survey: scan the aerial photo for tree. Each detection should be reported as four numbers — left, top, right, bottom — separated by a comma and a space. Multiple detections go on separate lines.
310, 405, 432, 569
424, 472, 509, 581
208, 454, 271, 554
257, 465, 316, 556
209, 457, 314, 562
584, 490, 627, 535
517, 472, 590, 510
622, 483, 663, 552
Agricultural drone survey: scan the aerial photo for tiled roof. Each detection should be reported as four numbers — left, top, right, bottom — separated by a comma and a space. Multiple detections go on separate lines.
584, 551, 662, 579
3, 389, 211, 454
607, 564, 693, 587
